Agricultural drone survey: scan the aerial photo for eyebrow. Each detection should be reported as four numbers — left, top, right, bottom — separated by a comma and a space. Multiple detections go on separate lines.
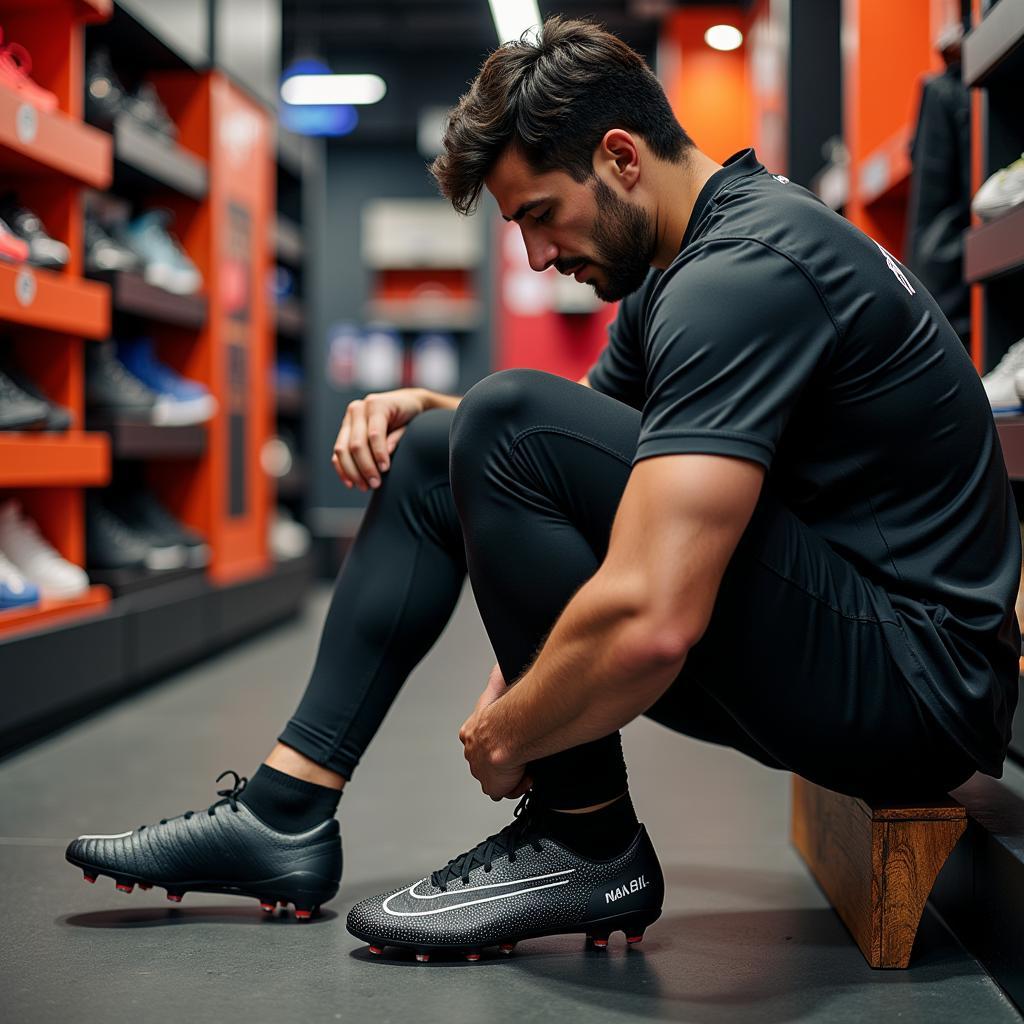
503, 198, 548, 223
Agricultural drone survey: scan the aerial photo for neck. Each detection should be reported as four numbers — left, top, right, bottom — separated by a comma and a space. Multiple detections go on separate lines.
650, 148, 723, 269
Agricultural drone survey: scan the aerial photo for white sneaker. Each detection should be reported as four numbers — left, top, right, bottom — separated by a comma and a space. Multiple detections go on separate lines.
972, 154, 1024, 223
0, 500, 90, 599
982, 339, 1024, 415
270, 507, 310, 561
0, 548, 39, 610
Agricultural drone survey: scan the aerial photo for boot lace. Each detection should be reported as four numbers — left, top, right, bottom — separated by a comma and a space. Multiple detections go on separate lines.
140, 770, 247, 831
430, 793, 544, 890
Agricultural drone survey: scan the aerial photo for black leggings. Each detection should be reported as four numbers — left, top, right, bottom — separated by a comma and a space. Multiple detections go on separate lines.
280, 369, 975, 805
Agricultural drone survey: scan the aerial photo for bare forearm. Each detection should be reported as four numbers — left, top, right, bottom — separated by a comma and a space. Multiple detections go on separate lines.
420, 388, 462, 412
484, 568, 687, 767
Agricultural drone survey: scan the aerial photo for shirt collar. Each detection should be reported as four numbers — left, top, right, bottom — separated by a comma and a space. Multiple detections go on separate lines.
679, 148, 764, 252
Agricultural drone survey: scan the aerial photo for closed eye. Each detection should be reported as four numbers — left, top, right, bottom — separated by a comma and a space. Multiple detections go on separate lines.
535, 207, 553, 225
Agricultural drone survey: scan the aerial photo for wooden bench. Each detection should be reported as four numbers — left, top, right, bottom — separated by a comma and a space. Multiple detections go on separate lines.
791, 775, 967, 968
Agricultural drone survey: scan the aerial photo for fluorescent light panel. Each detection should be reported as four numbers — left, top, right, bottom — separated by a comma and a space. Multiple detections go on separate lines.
281, 74, 387, 106
488, 0, 542, 43
704, 24, 743, 51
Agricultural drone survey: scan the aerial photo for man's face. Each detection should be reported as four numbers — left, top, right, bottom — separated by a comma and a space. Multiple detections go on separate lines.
485, 147, 657, 302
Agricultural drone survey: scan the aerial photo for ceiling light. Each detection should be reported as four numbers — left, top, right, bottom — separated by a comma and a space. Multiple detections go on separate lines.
281, 74, 387, 106
488, 0, 542, 44
704, 24, 743, 51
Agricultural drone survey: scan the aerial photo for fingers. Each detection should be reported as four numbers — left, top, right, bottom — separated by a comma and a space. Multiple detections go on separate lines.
332, 412, 363, 490
347, 399, 381, 489
386, 426, 406, 454
365, 403, 391, 475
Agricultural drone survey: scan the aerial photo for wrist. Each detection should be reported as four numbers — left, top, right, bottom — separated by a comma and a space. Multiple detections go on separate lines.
418, 388, 461, 413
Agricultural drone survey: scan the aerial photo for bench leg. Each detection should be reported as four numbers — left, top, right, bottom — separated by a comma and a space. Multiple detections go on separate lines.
791, 775, 966, 968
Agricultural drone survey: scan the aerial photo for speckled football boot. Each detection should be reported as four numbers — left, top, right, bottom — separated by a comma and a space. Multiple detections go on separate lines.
65, 771, 341, 919
346, 795, 664, 961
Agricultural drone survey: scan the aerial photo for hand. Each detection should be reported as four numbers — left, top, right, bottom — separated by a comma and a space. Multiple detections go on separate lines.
460, 664, 531, 800
331, 388, 432, 491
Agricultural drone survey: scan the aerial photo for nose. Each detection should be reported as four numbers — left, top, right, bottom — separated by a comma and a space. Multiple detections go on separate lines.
521, 228, 557, 273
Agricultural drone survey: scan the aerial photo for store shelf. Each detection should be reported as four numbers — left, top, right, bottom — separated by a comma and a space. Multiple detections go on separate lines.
963, 0, 1024, 88
86, 418, 208, 459
856, 126, 913, 205
96, 270, 208, 328
997, 415, 1024, 481
365, 297, 482, 331
0, 83, 111, 187
964, 206, 1024, 283
0, 433, 110, 487
0, 585, 110, 640
0, 553, 313, 755
273, 214, 304, 265
0, 262, 109, 338
275, 298, 305, 338
87, 564, 205, 599
113, 115, 208, 200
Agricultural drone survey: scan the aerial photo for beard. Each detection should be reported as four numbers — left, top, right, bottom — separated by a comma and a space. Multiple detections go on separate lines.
585, 177, 659, 302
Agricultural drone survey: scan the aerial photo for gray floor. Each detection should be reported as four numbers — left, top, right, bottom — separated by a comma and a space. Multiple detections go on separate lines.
0, 584, 1020, 1024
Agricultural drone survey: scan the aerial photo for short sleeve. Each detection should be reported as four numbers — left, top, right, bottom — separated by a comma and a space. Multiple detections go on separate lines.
635, 241, 837, 469
585, 271, 659, 410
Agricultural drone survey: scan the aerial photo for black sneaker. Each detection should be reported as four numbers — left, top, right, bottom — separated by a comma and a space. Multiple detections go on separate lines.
0, 369, 48, 430
0, 194, 70, 271
85, 341, 156, 419
84, 218, 143, 275
87, 494, 184, 571
66, 771, 342, 919
113, 490, 210, 568
126, 81, 178, 140
0, 363, 72, 432
85, 48, 128, 130
346, 795, 664, 961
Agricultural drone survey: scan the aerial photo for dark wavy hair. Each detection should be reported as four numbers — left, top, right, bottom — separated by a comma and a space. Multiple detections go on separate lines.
431, 16, 693, 214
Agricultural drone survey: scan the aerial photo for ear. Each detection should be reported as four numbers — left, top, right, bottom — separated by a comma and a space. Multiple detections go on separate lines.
596, 129, 640, 190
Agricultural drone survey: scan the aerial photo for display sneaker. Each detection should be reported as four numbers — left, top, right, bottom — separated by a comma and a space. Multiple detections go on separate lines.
87, 494, 184, 572
972, 154, 1024, 223
983, 338, 1024, 415
346, 795, 665, 962
112, 490, 210, 568
117, 338, 216, 426
0, 33, 58, 111
66, 771, 341, 918
84, 48, 129, 130
0, 368, 48, 430
0, 362, 72, 431
0, 549, 40, 610
85, 340, 157, 420
0, 194, 69, 270
0, 500, 88, 600
125, 81, 178, 140
118, 210, 201, 296
84, 218, 143, 275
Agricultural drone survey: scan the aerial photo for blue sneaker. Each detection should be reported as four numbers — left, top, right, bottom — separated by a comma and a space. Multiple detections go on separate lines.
0, 549, 40, 610
118, 211, 202, 296
117, 338, 216, 426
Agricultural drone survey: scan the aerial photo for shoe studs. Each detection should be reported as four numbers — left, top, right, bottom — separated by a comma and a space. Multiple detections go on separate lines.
82, 872, 97, 884
498, 943, 516, 955
294, 907, 316, 921
588, 932, 610, 949
414, 952, 430, 963
138, 883, 152, 891
115, 881, 134, 894
260, 901, 276, 914
368, 945, 384, 956
166, 891, 183, 903
626, 932, 645, 945
464, 951, 482, 962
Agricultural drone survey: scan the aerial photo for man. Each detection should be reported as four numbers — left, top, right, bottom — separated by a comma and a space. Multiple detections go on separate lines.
67, 18, 1019, 963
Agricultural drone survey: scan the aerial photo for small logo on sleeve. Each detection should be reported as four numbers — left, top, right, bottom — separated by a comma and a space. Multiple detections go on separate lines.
875, 241, 915, 295
605, 874, 649, 903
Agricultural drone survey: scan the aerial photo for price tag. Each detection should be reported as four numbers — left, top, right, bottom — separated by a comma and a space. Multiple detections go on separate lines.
15, 268, 36, 307
16, 103, 38, 145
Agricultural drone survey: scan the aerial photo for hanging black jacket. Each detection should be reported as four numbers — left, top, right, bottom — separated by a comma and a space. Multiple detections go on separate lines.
905, 63, 971, 345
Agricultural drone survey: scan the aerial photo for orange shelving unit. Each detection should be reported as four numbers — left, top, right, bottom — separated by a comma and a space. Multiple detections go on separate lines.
0, 0, 114, 638
842, 0, 945, 259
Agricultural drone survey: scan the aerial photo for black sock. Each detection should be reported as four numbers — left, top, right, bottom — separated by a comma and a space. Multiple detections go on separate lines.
239, 764, 341, 833
534, 791, 639, 859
